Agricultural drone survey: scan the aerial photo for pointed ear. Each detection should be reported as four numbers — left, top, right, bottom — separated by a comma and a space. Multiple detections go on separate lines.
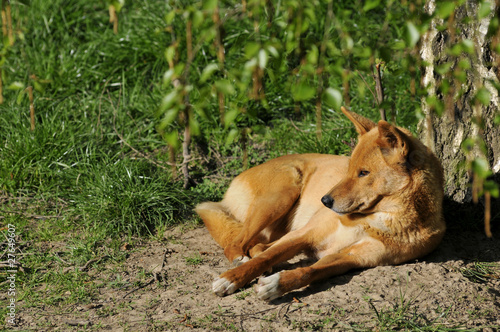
341, 106, 376, 135
377, 121, 411, 157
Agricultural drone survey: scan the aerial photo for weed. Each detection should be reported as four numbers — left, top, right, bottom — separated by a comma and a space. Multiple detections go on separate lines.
235, 289, 252, 300
362, 278, 457, 332
460, 262, 500, 283
185, 252, 204, 266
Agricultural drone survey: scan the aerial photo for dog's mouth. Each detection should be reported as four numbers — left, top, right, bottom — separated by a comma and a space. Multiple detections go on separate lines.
337, 196, 384, 215
332, 202, 364, 215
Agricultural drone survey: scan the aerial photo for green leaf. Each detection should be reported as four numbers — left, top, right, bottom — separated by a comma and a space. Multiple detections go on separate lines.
192, 10, 204, 28
258, 49, 268, 69
436, 1, 456, 19
304, 8, 316, 22
458, 58, 471, 70
436, 62, 452, 75
214, 80, 235, 95
484, 180, 499, 198
487, 16, 499, 39
448, 43, 463, 56
391, 40, 406, 50
461, 138, 475, 153
494, 114, 500, 125
165, 46, 176, 64
165, 11, 176, 25
199, 63, 219, 83
160, 90, 179, 112
301, 63, 316, 75
266, 45, 279, 58
158, 108, 179, 131
16, 90, 24, 104
174, 63, 185, 76
475, 87, 491, 106
33, 81, 45, 93
202, 0, 217, 10
323, 88, 342, 110
354, 45, 372, 58
8, 82, 25, 90
189, 117, 200, 136
225, 128, 239, 146
163, 131, 179, 149
454, 71, 467, 83
163, 69, 175, 87
471, 157, 491, 179
478, 1, 492, 19
404, 22, 420, 48
461, 39, 474, 54
301, 17, 310, 33
426, 95, 444, 116
439, 79, 450, 94
341, 35, 353, 52
111, 0, 125, 12
224, 109, 239, 128
306, 45, 318, 65
244, 42, 260, 59
363, 0, 380, 12
292, 82, 316, 101
286, 35, 298, 53
244, 58, 257, 72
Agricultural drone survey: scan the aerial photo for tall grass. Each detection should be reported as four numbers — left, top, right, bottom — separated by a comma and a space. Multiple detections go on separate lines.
0, 0, 192, 236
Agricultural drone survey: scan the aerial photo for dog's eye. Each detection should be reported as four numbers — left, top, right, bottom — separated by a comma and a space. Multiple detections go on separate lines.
358, 170, 370, 177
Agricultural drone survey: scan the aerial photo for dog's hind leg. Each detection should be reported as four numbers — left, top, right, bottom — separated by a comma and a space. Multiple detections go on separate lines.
222, 186, 300, 265
197, 160, 304, 265
221, 165, 303, 265
195, 196, 296, 266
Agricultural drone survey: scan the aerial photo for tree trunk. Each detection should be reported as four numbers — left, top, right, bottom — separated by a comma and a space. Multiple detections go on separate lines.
419, 0, 500, 205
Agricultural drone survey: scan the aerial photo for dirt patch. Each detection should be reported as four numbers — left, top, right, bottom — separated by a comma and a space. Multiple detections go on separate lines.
11, 227, 500, 331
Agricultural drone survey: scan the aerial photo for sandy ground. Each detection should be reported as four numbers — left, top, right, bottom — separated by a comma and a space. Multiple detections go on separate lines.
9, 225, 500, 331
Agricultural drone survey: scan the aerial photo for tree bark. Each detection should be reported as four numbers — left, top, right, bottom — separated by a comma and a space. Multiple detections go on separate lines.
419, 0, 500, 204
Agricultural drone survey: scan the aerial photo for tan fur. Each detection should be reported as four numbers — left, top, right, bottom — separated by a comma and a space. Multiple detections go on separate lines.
195, 107, 446, 301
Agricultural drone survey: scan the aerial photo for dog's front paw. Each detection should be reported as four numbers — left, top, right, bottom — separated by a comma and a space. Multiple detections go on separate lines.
212, 277, 237, 297
254, 272, 282, 301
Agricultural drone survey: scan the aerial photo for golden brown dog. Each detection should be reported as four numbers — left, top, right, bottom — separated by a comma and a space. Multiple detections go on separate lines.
195, 107, 445, 301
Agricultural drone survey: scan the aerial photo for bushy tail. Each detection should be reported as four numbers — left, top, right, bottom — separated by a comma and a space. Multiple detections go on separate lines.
195, 202, 243, 248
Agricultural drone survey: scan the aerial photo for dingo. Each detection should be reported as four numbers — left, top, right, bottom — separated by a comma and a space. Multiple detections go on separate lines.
195, 107, 445, 301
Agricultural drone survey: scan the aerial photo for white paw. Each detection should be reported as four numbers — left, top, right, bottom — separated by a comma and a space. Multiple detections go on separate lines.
254, 272, 282, 301
232, 255, 250, 267
212, 277, 237, 297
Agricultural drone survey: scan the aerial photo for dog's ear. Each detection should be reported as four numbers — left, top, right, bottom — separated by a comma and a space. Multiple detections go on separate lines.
376, 121, 411, 158
341, 106, 376, 135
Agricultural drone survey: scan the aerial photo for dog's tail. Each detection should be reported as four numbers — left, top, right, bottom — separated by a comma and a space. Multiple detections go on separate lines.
195, 202, 243, 248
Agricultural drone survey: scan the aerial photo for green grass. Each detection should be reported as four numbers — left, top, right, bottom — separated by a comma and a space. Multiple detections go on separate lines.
185, 252, 204, 266
364, 297, 454, 331
0, 0, 187, 324
0, 0, 422, 328
1, 1, 198, 234
460, 262, 500, 283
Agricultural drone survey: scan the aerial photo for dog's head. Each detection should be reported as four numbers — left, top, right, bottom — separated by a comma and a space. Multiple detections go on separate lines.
321, 107, 429, 215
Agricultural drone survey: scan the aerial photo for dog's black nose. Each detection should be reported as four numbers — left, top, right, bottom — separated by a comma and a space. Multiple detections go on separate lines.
321, 195, 334, 209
